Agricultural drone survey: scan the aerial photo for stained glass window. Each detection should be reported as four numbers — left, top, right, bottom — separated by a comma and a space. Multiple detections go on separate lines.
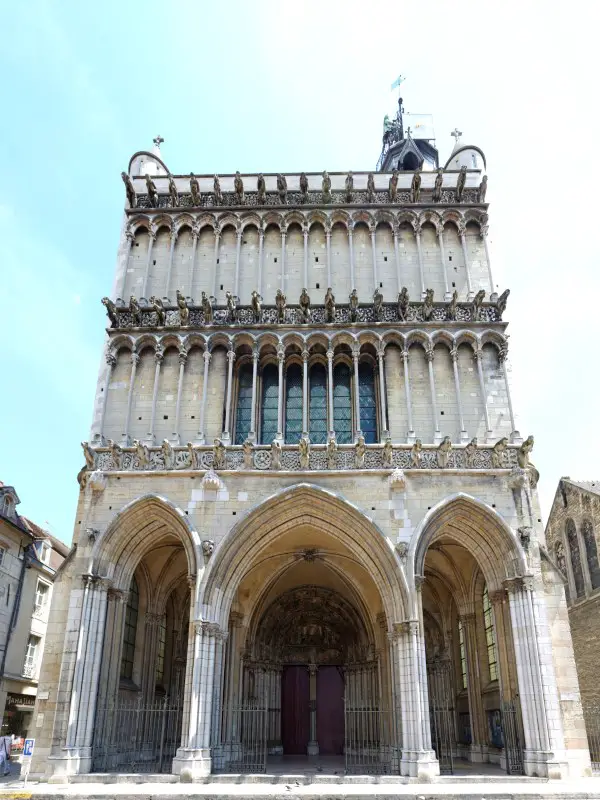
234, 365, 253, 444
309, 364, 327, 444
285, 364, 303, 444
555, 540, 570, 603
156, 615, 166, 683
121, 576, 139, 680
260, 364, 279, 445
458, 619, 467, 690
566, 518, 585, 598
582, 519, 600, 590
359, 363, 378, 444
333, 363, 352, 444
483, 586, 498, 682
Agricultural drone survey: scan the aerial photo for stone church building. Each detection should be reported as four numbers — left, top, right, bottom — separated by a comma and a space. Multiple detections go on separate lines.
32, 101, 590, 782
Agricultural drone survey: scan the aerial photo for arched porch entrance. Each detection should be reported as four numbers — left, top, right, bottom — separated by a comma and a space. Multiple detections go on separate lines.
414, 494, 567, 779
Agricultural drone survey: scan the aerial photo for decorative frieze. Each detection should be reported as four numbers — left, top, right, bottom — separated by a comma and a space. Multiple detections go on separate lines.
83, 440, 520, 475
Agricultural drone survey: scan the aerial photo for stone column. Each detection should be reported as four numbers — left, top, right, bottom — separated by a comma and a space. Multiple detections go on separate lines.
164, 229, 177, 299
302, 347, 309, 438
327, 347, 335, 439
197, 350, 211, 444
348, 224, 355, 289
504, 576, 566, 779
473, 346, 493, 442
352, 343, 362, 440
370, 227, 378, 293
393, 228, 401, 294
460, 612, 487, 763
249, 346, 259, 443
415, 225, 425, 298
437, 226, 451, 300
141, 612, 163, 706
257, 229, 264, 296
480, 225, 495, 298
212, 231, 221, 297
450, 346, 469, 443
391, 618, 439, 780
303, 226, 309, 289
234, 230, 242, 296
173, 621, 227, 779
459, 227, 474, 299
148, 347, 164, 444
276, 343, 285, 442
173, 348, 187, 443
222, 613, 243, 763
222, 346, 236, 443
65, 576, 110, 767
95, 351, 116, 445
123, 352, 139, 445
117, 231, 134, 301
498, 344, 521, 443
377, 343, 389, 440
141, 230, 156, 299
400, 349, 415, 443
189, 229, 199, 297
307, 664, 319, 756
280, 230, 286, 293
326, 227, 332, 288
425, 345, 441, 443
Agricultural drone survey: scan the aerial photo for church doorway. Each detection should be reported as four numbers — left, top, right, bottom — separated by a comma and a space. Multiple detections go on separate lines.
281, 666, 309, 755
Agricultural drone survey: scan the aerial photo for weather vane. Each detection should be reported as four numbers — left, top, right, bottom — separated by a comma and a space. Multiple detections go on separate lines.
153, 135, 164, 149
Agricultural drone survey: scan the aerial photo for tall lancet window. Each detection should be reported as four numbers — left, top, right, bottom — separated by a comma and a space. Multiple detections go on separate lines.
234, 365, 253, 445
285, 364, 302, 444
566, 518, 585, 598
333, 363, 352, 444
309, 364, 327, 444
483, 586, 498, 682
359, 363, 378, 444
260, 364, 279, 445
582, 519, 600, 590
120, 576, 139, 680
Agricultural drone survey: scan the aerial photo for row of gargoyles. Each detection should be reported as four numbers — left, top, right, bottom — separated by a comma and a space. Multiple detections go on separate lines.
122, 167, 487, 208
102, 286, 509, 328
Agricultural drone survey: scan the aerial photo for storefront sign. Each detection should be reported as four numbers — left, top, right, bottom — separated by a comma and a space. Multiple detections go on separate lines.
6, 693, 35, 708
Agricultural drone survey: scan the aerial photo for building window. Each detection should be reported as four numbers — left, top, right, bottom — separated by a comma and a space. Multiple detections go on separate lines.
23, 634, 41, 678
458, 619, 467, 690
309, 364, 327, 444
34, 581, 50, 617
358, 363, 378, 444
120, 576, 139, 680
566, 518, 585, 598
234, 365, 253, 444
0, 547, 5, 567
156, 615, 166, 684
260, 364, 279, 445
333, 363, 352, 444
284, 364, 302, 444
555, 540, 570, 602
582, 519, 600, 590
483, 586, 498, 682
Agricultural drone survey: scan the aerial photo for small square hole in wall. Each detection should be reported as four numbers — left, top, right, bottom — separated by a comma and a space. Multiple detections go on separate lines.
315, 257, 319, 262
316, 283, 320, 289
371, 507, 375, 511
379, 282, 383, 288
384, 256, 388, 261
109, 506, 112, 510
217, 258, 220, 264
101, 388, 104, 392
135, 242, 140, 247
449, 256, 452, 262
274, 257, 278, 263
243, 240, 247, 245
492, 504, 496, 508
440, 410, 444, 415
185, 510, 188, 515
220, 284, 223, 290
191, 415, 195, 419
232, 511, 236, 515
163, 415, 168, 420
452, 282, 456, 288
153, 259, 156, 265
138, 416, 142, 420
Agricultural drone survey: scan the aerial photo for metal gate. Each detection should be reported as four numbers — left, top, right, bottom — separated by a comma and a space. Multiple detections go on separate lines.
92, 698, 183, 773
501, 700, 524, 775
583, 705, 600, 773
225, 705, 268, 773
427, 660, 454, 774
344, 705, 395, 774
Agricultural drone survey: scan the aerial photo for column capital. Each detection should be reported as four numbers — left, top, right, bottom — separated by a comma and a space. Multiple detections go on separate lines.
449, 345, 459, 362
459, 612, 476, 625
226, 348, 236, 364
376, 341, 385, 359
125, 230, 135, 244
472, 345, 483, 362
351, 342, 361, 360
203, 349, 212, 364
326, 347, 334, 362
131, 352, 140, 366
170, 229, 177, 245
154, 347, 164, 365
498, 342, 508, 363
489, 589, 507, 606
400, 348, 409, 363
106, 351, 117, 368
425, 345, 434, 363
229, 611, 244, 627
308, 663, 318, 676
252, 345, 260, 362
178, 348, 188, 366
258, 228, 264, 241
301, 348, 309, 363
236, 229, 243, 240
277, 343, 285, 362
480, 224, 489, 238
390, 619, 419, 639
414, 574, 425, 590
503, 575, 534, 594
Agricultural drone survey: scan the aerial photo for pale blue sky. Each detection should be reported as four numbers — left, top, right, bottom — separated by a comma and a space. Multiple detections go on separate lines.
1, 0, 598, 541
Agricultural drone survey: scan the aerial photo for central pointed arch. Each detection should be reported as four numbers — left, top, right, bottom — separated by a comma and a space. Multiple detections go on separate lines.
199, 483, 409, 627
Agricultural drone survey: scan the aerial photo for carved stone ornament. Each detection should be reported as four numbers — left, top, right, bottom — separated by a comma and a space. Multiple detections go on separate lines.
86, 527, 100, 542
518, 526, 532, 551
81, 441, 96, 470
299, 435, 310, 470
355, 435, 366, 469
201, 468, 221, 490
389, 468, 406, 490
189, 173, 201, 206
436, 436, 452, 469
395, 541, 408, 562
242, 439, 253, 469
177, 290, 190, 326
213, 438, 226, 470
87, 470, 107, 493
101, 297, 118, 327
202, 539, 215, 559
382, 437, 393, 468
271, 440, 282, 470
121, 172, 136, 207
168, 174, 179, 207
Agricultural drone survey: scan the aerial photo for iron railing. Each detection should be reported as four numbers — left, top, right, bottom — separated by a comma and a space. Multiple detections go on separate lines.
500, 700, 524, 775
582, 705, 600, 773
92, 698, 183, 773
224, 705, 268, 773
344, 706, 396, 774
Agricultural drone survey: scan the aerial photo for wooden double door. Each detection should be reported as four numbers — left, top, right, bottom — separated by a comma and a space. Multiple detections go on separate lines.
281, 665, 344, 755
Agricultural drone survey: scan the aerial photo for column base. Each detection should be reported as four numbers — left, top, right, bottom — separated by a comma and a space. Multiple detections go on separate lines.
467, 290, 475, 301
194, 433, 206, 446
170, 434, 181, 445
433, 430, 443, 445
522, 749, 566, 779
120, 434, 130, 446
92, 433, 105, 446
172, 747, 212, 781
484, 429, 495, 444
490, 291, 499, 303
468, 743, 487, 763
144, 434, 155, 446
406, 430, 416, 444
220, 432, 231, 444
307, 741, 319, 756
400, 749, 439, 781
44, 748, 93, 780
444, 291, 453, 301
510, 430, 523, 444
380, 430, 390, 443
459, 429, 470, 443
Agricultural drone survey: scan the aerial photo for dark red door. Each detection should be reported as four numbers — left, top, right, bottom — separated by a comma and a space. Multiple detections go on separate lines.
317, 666, 345, 755
281, 666, 310, 754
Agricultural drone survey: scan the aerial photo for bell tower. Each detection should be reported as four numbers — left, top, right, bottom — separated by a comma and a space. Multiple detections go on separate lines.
378, 95, 439, 172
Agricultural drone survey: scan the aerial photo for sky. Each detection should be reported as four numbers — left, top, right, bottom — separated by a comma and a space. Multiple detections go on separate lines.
1, 0, 598, 543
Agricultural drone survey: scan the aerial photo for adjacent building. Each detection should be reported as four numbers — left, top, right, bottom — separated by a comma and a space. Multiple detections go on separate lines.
0, 484, 68, 751
32, 97, 591, 782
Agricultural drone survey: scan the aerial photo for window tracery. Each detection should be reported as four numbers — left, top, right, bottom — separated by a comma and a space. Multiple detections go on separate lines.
566, 518, 585, 598
121, 576, 139, 680
582, 518, 600, 590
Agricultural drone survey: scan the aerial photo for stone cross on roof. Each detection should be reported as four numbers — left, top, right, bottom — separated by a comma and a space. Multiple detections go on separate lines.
451, 128, 462, 144
153, 135, 164, 149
